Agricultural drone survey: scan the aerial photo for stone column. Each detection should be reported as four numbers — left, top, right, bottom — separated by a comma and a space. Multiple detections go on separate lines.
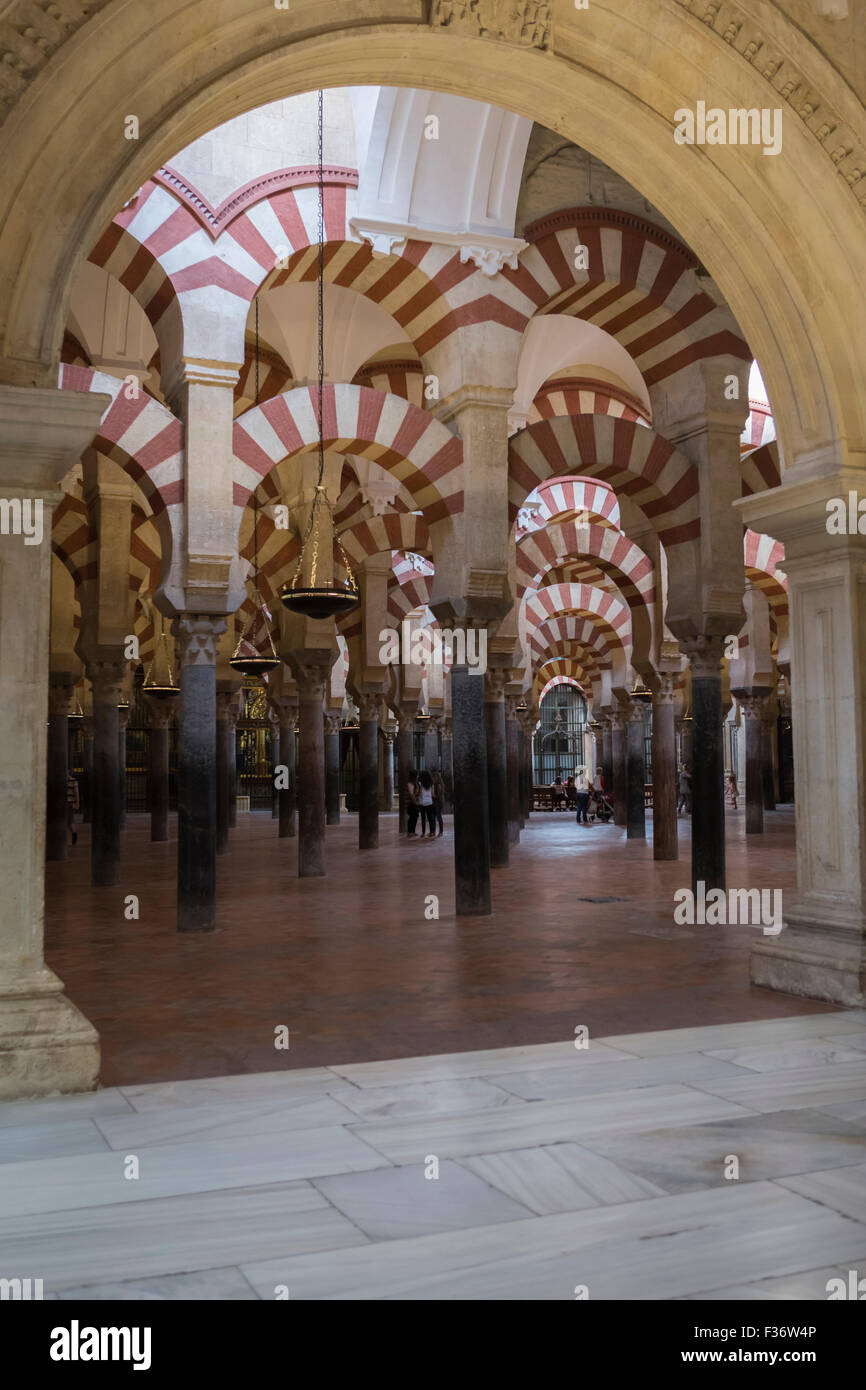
652, 676, 679, 861
440, 717, 453, 813
228, 705, 238, 829
216, 691, 235, 855
735, 691, 770, 836
452, 664, 491, 915
279, 711, 297, 839
0, 383, 106, 1098
86, 658, 127, 886
379, 706, 395, 813
146, 697, 172, 843
679, 714, 694, 770
484, 668, 509, 868
396, 710, 414, 834
357, 694, 380, 849
46, 681, 71, 862
173, 616, 225, 932
762, 704, 777, 811
117, 701, 129, 831
81, 712, 94, 824
505, 695, 521, 846
683, 637, 726, 895
626, 698, 647, 840
519, 710, 535, 820
610, 710, 628, 827
423, 720, 439, 771
516, 723, 526, 829
270, 715, 280, 820
602, 719, 613, 797
297, 666, 330, 877
324, 712, 342, 826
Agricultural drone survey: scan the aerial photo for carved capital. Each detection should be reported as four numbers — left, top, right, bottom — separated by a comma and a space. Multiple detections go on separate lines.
324, 712, 342, 736
654, 673, 680, 705
86, 658, 127, 704
48, 681, 72, 719
681, 634, 725, 679
484, 668, 509, 702
146, 697, 175, 730
172, 615, 226, 668
357, 693, 380, 723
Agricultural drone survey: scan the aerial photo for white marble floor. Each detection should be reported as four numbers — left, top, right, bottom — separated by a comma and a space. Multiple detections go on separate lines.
2, 1011, 866, 1300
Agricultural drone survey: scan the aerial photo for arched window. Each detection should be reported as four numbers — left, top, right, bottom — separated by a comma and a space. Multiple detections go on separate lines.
534, 684, 588, 783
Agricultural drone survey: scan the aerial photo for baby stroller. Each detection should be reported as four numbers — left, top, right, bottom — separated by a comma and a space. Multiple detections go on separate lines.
588, 789, 614, 823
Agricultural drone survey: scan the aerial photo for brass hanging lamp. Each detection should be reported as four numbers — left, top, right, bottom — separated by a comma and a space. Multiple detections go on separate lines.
280, 89, 359, 622
629, 677, 653, 704
143, 610, 180, 699
231, 297, 280, 678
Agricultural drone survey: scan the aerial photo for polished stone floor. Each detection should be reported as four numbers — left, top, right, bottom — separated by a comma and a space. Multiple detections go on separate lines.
44, 806, 835, 1087
2, 1015, 865, 1299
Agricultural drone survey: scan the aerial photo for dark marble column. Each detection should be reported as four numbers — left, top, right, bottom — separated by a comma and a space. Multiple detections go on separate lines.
505, 695, 520, 846
762, 709, 777, 811
46, 681, 71, 862
588, 721, 604, 789
452, 665, 491, 915
685, 638, 726, 895
626, 698, 647, 839
81, 714, 94, 824
146, 697, 172, 843
216, 692, 235, 856
228, 712, 238, 829
117, 702, 129, 831
516, 724, 526, 829
173, 616, 224, 932
380, 707, 394, 813
324, 712, 342, 826
440, 718, 453, 813
602, 719, 613, 799
735, 690, 770, 835
396, 710, 414, 834
358, 693, 380, 850
297, 667, 329, 877
87, 659, 126, 887
652, 676, 678, 861
519, 710, 535, 820
278, 709, 297, 839
270, 717, 280, 820
610, 710, 627, 828
423, 721, 439, 772
484, 669, 509, 868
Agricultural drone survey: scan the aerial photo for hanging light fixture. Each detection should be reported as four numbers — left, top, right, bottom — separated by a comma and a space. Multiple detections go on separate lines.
231, 297, 280, 678
629, 677, 653, 704
280, 89, 359, 622
143, 610, 180, 699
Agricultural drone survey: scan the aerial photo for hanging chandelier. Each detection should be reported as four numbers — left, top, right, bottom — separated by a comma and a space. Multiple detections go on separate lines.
630, 677, 653, 704
143, 612, 180, 699
231, 297, 280, 678
281, 89, 359, 622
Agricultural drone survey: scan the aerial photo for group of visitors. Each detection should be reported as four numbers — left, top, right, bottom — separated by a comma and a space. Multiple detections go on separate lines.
406, 769, 445, 838
550, 768, 613, 825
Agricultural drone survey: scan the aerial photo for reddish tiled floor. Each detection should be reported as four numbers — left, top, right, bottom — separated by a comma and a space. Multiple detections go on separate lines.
44, 805, 834, 1087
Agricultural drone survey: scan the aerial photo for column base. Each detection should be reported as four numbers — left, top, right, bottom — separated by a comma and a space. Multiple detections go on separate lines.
0, 968, 100, 1100
750, 929, 865, 1008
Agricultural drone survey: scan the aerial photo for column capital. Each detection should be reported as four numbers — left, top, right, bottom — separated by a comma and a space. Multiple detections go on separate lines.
324, 712, 342, 736
732, 686, 773, 719
85, 657, 127, 703
48, 680, 72, 718
146, 697, 175, 729
681, 635, 725, 678
117, 704, 131, 733
609, 709, 627, 731
628, 696, 650, 722
172, 615, 226, 667
357, 693, 380, 722
484, 668, 509, 702
654, 673, 680, 704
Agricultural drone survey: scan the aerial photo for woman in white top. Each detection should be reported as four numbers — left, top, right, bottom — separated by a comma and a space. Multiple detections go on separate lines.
418, 768, 435, 837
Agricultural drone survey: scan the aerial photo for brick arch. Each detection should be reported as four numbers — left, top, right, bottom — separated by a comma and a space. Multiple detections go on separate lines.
536, 664, 592, 703
530, 376, 650, 426
501, 208, 750, 388
744, 528, 788, 620
529, 615, 628, 678
339, 513, 431, 567
57, 366, 180, 576
232, 385, 462, 541
517, 477, 621, 538
52, 493, 92, 589
509, 414, 698, 545
523, 582, 631, 691
740, 440, 781, 498
538, 673, 587, 702
518, 519, 656, 667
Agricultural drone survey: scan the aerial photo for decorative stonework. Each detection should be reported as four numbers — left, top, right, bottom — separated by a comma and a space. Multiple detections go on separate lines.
0, 1, 113, 126
673, 0, 866, 209
172, 615, 225, 667
429, 0, 552, 49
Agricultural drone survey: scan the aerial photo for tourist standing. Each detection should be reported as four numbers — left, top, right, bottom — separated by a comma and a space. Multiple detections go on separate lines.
431, 771, 445, 837
574, 766, 591, 825
418, 768, 435, 836
406, 770, 421, 836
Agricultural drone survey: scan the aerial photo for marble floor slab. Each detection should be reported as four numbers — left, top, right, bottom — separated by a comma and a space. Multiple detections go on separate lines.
457, 1143, 669, 1214
487, 1052, 751, 1102
604, 1011, 866, 1058
0, 1182, 368, 1291
3, 1012, 866, 1300
577, 1109, 866, 1194
350, 1085, 753, 1164
240, 1182, 866, 1301
0, 1124, 388, 1220
313, 1160, 531, 1240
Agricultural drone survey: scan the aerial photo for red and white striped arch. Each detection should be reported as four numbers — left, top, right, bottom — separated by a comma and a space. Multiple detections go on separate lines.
538, 673, 587, 703
498, 209, 750, 388
740, 440, 781, 498
744, 529, 788, 618
52, 493, 92, 588
232, 385, 462, 536
528, 614, 627, 675
741, 400, 776, 453
509, 413, 699, 549
530, 376, 650, 426
517, 477, 620, 537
